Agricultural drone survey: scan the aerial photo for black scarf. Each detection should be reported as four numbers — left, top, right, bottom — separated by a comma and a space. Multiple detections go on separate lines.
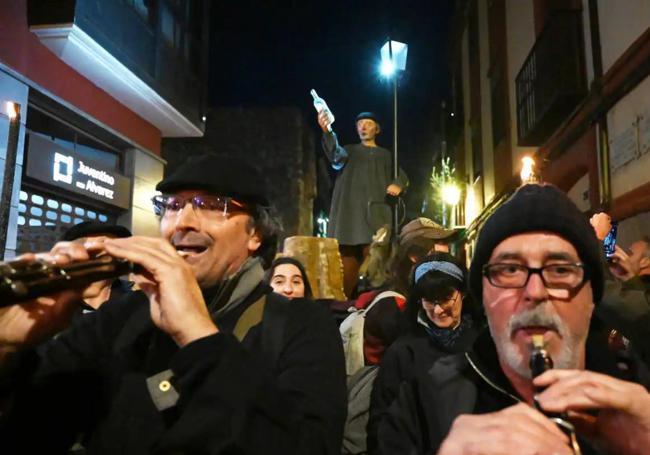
418, 311, 474, 350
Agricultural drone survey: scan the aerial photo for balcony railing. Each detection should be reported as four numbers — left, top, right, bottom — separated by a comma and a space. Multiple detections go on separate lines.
516, 10, 587, 146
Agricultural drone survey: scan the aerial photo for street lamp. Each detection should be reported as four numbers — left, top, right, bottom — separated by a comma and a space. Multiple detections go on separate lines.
379, 39, 408, 238
441, 182, 461, 227
442, 182, 461, 206
520, 156, 539, 184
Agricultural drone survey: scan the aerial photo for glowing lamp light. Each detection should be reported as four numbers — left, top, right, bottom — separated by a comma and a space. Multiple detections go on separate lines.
442, 182, 461, 206
5, 102, 17, 119
380, 40, 408, 78
520, 156, 537, 184
380, 59, 395, 77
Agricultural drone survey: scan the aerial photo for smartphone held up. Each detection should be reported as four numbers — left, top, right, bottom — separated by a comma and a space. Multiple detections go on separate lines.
603, 221, 618, 261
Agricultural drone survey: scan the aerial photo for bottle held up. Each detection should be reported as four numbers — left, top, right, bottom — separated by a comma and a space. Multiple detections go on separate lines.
311, 89, 335, 132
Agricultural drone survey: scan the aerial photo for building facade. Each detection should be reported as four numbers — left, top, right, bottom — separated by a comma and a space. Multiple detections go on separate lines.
449, 0, 650, 255
0, 0, 209, 258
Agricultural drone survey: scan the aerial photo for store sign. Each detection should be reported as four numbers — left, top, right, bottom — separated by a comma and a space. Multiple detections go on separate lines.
26, 133, 131, 209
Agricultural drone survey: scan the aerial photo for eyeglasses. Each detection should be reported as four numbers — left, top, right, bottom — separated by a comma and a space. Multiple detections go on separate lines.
422, 292, 460, 309
483, 263, 587, 291
151, 194, 248, 220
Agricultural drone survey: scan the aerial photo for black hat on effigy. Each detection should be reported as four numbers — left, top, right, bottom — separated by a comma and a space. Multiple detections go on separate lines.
468, 183, 604, 304
356, 112, 380, 124
156, 154, 269, 206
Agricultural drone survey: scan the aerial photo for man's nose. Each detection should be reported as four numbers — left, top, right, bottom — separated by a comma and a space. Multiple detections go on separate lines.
174, 202, 201, 230
523, 271, 549, 304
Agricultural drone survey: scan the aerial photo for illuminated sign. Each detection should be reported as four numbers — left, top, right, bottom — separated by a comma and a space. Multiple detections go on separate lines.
26, 134, 131, 209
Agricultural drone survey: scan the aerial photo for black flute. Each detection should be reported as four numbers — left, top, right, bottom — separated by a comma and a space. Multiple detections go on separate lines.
529, 335, 583, 455
0, 255, 135, 307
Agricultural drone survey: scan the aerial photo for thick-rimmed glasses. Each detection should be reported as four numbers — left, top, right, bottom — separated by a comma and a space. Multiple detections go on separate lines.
482, 263, 587, 291
151, 194, 248, 220
422, 292, 460, 310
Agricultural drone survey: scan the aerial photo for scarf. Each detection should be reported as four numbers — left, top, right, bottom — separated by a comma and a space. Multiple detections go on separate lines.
206, 256, 265, 318
418, 310, 473, 350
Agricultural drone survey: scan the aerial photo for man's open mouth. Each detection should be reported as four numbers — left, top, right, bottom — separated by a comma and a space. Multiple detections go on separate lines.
175, 245, 208, 258
512, 325, 558, 341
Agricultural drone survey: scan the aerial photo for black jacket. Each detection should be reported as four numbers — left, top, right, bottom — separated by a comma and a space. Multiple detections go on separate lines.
378, 329, 650, 455
1, 283, 347, 454
367, 321, 478, 454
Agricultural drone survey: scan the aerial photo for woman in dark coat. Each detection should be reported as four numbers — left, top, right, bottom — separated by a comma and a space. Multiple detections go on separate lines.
367, 252, 481, 454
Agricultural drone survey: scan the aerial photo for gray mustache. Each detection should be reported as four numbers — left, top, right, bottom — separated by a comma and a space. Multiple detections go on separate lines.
508, 307, 561, 334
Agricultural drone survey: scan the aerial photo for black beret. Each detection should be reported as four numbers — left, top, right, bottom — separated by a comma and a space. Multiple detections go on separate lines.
468, 184, 604, 304
156, 154, 269, 206
356, 112, 380, 124
62, 221, 131, 241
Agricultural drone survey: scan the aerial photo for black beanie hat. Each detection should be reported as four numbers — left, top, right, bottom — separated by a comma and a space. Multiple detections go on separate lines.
468, 184, 604, 304
156, 154, 269, 206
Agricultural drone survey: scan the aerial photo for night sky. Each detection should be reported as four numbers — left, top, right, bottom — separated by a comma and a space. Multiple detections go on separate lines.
209, 0, 454, 217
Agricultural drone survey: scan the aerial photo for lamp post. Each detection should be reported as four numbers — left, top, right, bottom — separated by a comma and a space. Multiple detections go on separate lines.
0, 101, 21, 258
380, 39, 408, 238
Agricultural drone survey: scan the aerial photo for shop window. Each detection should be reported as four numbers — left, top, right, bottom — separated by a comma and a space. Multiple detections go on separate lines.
17, 188, 118, 254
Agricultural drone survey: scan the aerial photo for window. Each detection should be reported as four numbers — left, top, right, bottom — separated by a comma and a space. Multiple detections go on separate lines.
16, 189, 118, 254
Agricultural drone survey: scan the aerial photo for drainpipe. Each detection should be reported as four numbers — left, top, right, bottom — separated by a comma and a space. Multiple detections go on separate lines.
588, 0, 611, 210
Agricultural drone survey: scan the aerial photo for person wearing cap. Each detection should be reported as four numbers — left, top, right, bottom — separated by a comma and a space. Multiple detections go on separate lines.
0, 153, 347, 454
389, 217, 458, 295
60, 221, 133, 310
378, 184, 650, 455
318, 110, 408, 298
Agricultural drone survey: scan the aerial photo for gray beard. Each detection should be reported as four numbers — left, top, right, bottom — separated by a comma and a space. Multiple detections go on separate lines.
487, 304, 588, 379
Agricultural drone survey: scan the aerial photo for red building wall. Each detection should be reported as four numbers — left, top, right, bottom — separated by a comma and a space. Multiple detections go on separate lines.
0, 0, 161, 154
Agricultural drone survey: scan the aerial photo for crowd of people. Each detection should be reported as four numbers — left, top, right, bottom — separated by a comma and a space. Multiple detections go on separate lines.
1, 143, 650, 454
